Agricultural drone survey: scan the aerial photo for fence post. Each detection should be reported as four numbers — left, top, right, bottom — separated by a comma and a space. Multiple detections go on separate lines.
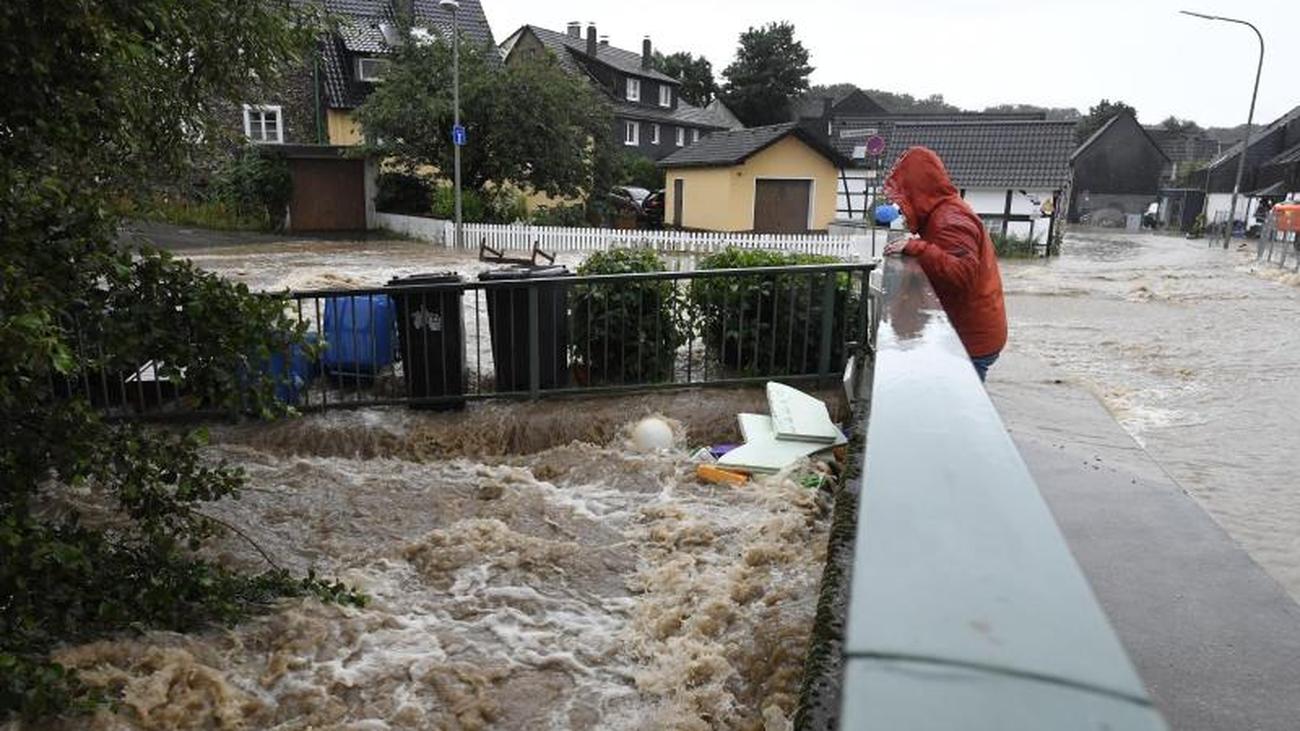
528, 285, 541, 398
818, 272, 837, 379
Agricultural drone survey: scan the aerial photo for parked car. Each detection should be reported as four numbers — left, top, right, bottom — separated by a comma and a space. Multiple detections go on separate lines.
640, 189, 665, 229
608, 186, 650, 229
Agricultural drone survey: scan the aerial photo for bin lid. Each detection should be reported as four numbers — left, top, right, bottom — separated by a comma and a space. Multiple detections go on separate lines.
387, 272, 462, 286
477, 265, 572, 281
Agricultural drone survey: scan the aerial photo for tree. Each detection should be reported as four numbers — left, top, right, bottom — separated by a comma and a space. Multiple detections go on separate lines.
655, 51, 716, 107
357, 36, 614, 207
1160, 115, 1203, 134
721, 22, 814, 126
1, 0, 362, 721
983, 103, 1082, 121
1077, 99, 1138, 143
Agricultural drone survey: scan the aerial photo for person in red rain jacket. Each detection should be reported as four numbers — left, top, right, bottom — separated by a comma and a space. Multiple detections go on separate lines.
881, 146, 1008, 382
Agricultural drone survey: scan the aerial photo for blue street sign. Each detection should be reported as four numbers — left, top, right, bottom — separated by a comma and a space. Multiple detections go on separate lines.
452, 124, 467, 146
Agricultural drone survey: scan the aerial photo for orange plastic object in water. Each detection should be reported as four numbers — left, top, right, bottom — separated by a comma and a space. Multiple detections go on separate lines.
696, 464, 749, 487
1275, 204, 1300, 233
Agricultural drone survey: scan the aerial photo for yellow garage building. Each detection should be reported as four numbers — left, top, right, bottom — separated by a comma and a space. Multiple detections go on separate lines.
658, 123, 849, 233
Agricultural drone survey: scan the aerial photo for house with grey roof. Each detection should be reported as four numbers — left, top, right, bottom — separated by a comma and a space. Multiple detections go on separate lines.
231, 0, 496, 148
831, 118, 1076, 246
499, 22, 743, 162
222, 0, 495, 232
1068, 112, 1170, 224
1187, 105, 1300, 226
657, 123, 849, 233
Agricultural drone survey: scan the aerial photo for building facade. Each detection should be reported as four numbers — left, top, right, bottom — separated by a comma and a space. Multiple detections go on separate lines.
499, 23, 740, 162
1069, 112, 1170, 224
659, 124, 847, 233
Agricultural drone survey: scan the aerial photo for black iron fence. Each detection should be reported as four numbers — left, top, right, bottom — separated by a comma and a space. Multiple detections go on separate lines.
58, 263, 877, 416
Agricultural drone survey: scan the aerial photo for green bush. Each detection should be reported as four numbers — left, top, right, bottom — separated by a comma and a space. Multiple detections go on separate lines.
571, 249, 687, 385
616, 152, 663, 191
690, 248, 860, 375
210, 147, 292, 229
114, 194, 268, 231
431, 185, 528, 224
531, 203, 591, 227
990, 231, 1039, 258
375, 172, 433, 215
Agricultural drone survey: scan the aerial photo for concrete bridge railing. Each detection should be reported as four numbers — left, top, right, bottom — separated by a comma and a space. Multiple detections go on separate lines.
838, 258, 1167, 729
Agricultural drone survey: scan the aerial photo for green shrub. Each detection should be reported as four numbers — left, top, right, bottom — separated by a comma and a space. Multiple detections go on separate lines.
690, 248, 860, 375
375, 172, 433, 215
571, 249, 687, 385
210, 147, 292, 229
431, 185, 528, 224
114, 194, 268, 231
532, 203, 591, 227
990, 231, 1039, 258
616, 152, 663, 191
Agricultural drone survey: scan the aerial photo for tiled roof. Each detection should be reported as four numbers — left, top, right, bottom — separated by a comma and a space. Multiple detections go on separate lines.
1265, 140, 1300, 168
608, 100, 736, 131
520, 25, 679, 84
321, 35, 367, 108
1206, 105, 1300, 170
319, 0, 496, 109
658, 123, 847, 168
843, 120, 1076, 189
1072, 113, 1169, 163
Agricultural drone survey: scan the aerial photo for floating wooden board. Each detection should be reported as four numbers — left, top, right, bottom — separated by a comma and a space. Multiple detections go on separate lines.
768, 382, 840, 443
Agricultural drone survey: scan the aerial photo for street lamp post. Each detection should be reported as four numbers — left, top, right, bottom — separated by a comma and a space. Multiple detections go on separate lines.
439, 0, 462, 249
1180, 11, 1264, 249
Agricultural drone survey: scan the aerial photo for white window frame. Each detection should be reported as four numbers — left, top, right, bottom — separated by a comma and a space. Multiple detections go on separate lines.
624, 120, 640, 146
675, 127, 685, 147
659, 85, 672, 107
356, 57, 388, 82
651, 124, 661, 145
626, 77, 641, 102
242, 104, 283, 144
692, 128, 701, 144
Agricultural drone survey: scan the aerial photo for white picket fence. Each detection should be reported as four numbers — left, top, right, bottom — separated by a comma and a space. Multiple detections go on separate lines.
438, 221, 871, 260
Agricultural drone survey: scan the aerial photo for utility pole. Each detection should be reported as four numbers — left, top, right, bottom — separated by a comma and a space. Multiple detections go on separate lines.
440, 0, 463, 248
1180, 11, 1265, 249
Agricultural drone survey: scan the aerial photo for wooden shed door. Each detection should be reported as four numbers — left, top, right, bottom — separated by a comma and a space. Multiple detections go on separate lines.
754, 179, 811, 233
288, 158, 366, 231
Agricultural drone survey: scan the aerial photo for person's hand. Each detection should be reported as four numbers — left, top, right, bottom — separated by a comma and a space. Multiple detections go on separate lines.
883, 239, 911, 256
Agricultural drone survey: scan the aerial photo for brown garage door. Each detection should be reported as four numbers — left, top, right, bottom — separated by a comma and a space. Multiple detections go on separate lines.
288, 158, 366, 231
753, 179, 811, 233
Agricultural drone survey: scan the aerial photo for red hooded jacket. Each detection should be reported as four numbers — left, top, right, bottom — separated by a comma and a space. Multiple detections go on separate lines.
884, 147, 1007, 358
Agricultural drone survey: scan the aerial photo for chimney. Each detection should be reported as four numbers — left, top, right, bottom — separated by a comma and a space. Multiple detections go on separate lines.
642, 36, 652, 69
586, 23, 597, 56
567, 21, 581, 39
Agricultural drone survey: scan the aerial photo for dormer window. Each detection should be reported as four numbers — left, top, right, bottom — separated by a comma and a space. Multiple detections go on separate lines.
626, 78, 641, 102
659, 86, 671, 107
357, 57, 388, 82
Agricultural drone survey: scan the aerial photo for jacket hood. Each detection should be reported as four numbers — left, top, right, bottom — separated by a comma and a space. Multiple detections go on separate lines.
883, 146, 959, 231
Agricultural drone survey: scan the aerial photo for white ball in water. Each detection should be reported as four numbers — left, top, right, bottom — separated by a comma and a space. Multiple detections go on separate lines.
632, 417, 674, 452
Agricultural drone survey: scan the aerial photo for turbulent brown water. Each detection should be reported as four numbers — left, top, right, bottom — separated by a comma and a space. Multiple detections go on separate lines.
24, 397, 834, 731
999, 230, 1300, 600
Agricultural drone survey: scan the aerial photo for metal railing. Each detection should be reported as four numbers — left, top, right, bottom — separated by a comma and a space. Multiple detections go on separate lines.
836, 258, 1166, 729
56, 263, 876, 416
1257, 211, 1300, 271
287, 262, 875, 410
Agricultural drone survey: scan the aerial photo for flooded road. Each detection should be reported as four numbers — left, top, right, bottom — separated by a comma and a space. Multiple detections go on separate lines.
999, 230, 1300, 600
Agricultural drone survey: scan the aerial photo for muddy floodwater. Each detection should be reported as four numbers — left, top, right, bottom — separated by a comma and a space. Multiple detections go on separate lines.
1000, 230, 1300, 601
31, 395, 833, 730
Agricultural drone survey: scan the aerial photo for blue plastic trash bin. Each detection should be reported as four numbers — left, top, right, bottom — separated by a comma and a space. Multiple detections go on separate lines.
321, 294, 396, 376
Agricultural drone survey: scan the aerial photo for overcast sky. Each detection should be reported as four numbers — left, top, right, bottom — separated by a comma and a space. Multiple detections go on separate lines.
482, 0, 1294, 128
